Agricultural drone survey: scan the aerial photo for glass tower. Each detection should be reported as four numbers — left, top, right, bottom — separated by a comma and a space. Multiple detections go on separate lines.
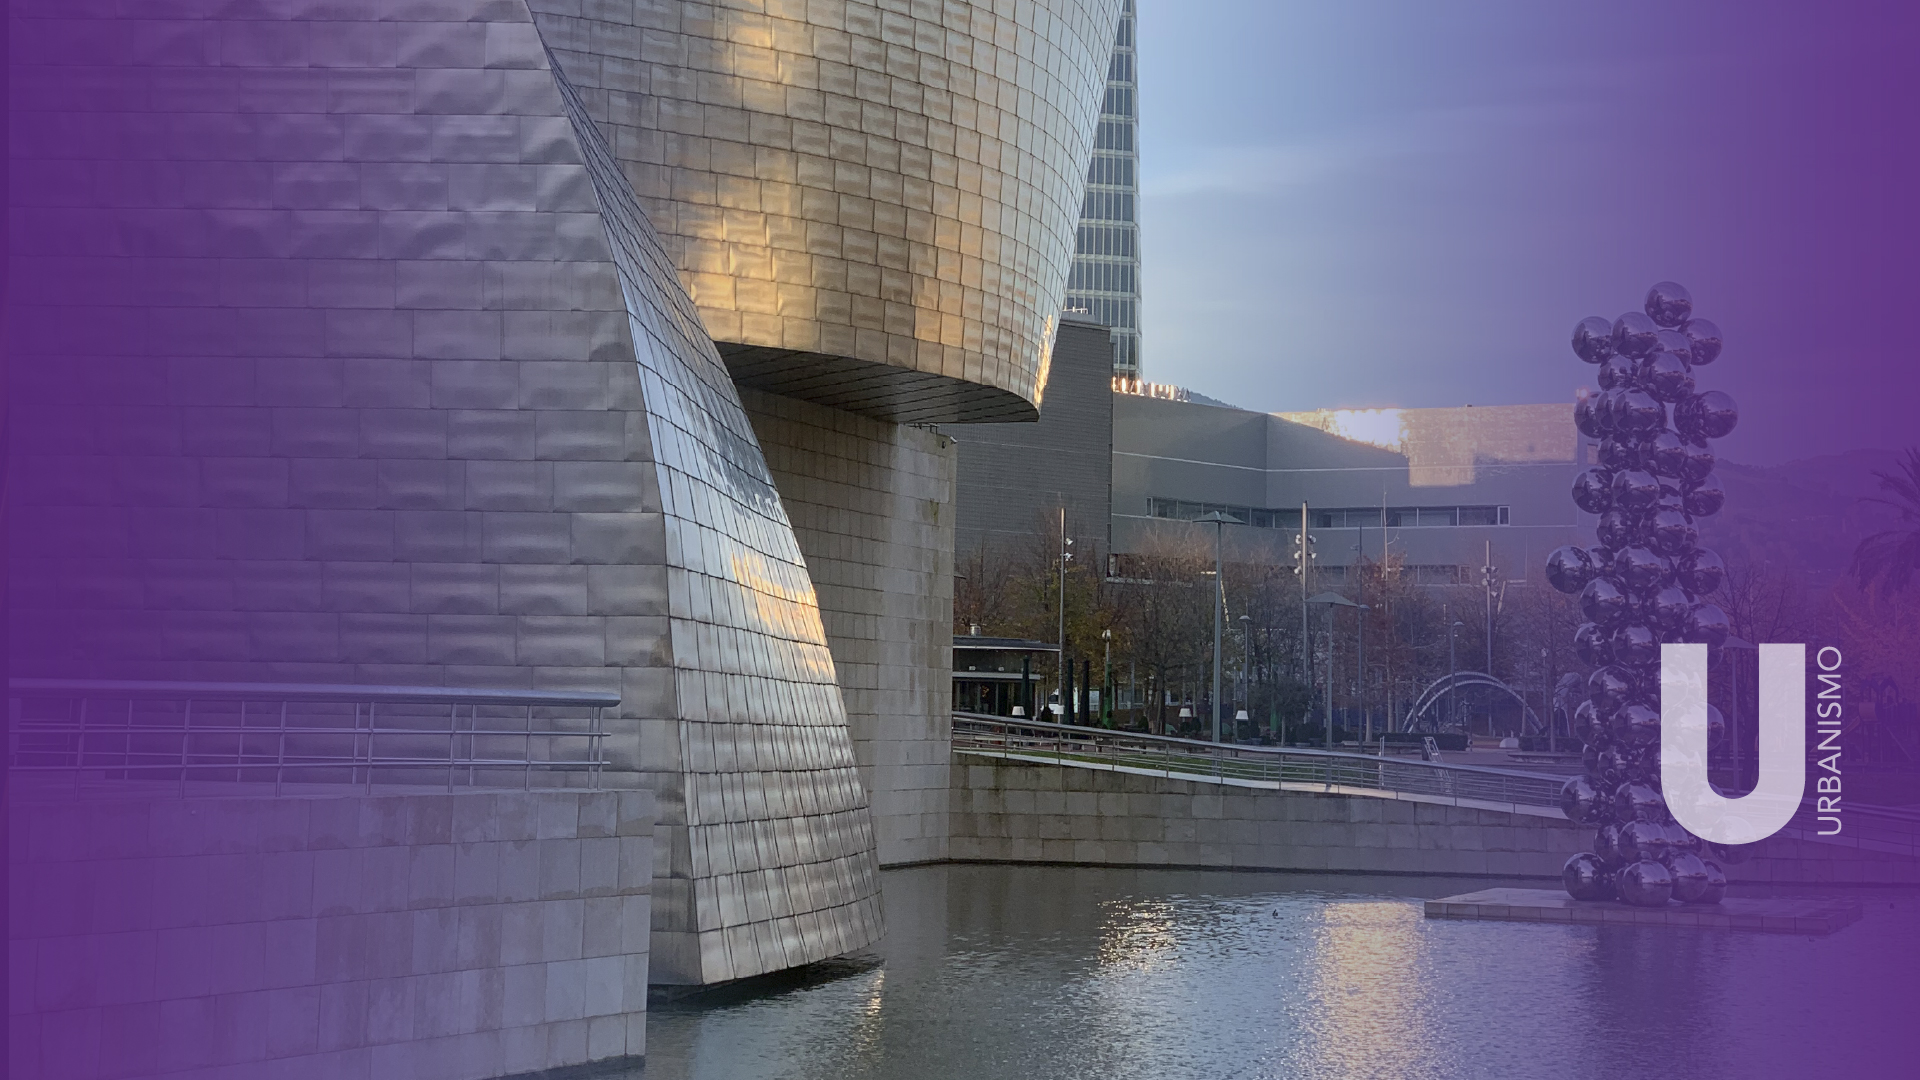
1067, 0, 1142, 379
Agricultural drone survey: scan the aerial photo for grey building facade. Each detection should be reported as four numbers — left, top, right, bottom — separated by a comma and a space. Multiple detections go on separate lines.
952, 317, 1117, 564
1112, 395, 1588, 582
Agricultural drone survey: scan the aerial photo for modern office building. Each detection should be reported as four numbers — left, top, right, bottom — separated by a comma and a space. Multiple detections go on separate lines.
1066, 0, 1145, 378
10, 0, 1129, 1011
1112, 393, 1587, 581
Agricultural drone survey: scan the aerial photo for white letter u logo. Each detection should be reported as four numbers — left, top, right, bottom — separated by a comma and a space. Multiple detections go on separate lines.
1661, 643, 1806, 845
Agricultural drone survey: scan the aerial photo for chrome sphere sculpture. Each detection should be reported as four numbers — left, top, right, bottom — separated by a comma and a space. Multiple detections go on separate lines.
1553, 282, 1735, 906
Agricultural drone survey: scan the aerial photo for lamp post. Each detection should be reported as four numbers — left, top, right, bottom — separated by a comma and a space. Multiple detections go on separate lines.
1102, 627, 1113, 727
1057, 507, 1072, 720
1309, 591, 1364, 750
1194, 511, 1237, 743
1448, 614, 1465, 733
1238, 613, 1252, 737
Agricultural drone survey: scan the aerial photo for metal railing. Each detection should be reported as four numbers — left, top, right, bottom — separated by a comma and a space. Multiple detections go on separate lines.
10, 680, 620, 792
952, 712, 1568, 811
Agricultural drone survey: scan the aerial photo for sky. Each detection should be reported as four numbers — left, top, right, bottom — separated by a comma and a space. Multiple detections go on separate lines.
1133, 1, 1919, 464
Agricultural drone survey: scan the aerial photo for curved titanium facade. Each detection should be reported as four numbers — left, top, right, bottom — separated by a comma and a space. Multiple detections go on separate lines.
530, 0, 1126, 423
9, 2, 879, 991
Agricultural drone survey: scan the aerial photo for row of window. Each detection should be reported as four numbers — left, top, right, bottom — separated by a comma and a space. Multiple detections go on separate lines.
1102, 86, 1135, 118
1075, 223, 1136, 258
1095, 119, 1135, 153
1082, 190, 1135, 222
1067, 259, 1136, 294
1086, 153, 1135, 188
1145, 499, 1511, 530
1065, 295, 1136, 328
1108, 51, 1135, 83
1107, 554, 1470, 586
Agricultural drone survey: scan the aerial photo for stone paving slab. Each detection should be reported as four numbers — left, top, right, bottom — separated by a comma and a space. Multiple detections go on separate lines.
1424, 887, 1862, 935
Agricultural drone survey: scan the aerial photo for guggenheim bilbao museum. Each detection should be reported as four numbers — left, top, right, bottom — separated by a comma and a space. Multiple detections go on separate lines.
8, 1, 1125, 986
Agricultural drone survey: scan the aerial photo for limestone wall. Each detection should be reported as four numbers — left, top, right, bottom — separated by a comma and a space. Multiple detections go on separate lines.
948, 759, 1920, 884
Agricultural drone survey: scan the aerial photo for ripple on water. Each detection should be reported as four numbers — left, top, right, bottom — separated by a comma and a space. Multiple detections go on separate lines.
640, 864, 1917, 1080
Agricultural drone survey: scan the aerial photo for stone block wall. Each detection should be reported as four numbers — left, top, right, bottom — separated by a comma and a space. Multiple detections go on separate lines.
949, 760, 1594, 878
744, 389, 958, 867
8, 788, 654, 1080
947, 759, 1920, 884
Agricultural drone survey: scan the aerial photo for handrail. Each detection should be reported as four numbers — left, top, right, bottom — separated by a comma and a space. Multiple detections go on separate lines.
952, 711, 1567, 811
10, 679, 620, 708
954, 712, 1556, 782
10, 679, 619, 792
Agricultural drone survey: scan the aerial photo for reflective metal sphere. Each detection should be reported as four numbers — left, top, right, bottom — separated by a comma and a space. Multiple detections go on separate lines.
1596, 745, 1631, 784
1684, 473, 1726, 517
1574, 697, 1608, 742
1664, 823, 1702, 855
1666, 850, 1712, 903
1597, 355, 1638, 392
1574, 622, 1611, 667
1611, 469, 1662, 512
1694, 390, 1739, 439
1618, 819, 1671, 863
1560, 775, 1602, 823
1678, 548, 1725, 595
1613, 311, 1661, 359
1686, 603, 1731, 648
1615, 783, 1667, 823
1594, 823, 1625, 865
1581, 577, 1631, 626
1644, 431, 1688, 478
1644, 281, 1693, 328
1649, 508, 1697, 557
1707, 840, 1755, 866
1683, 317, 1723, 365
1639, 351, 1695, 403
1697, 858, 1728, 902
1616, 859, 1675, 907
1596, 509, 1637, 549
1589, 665, 1637, 711
1649, 585, 1695, 634
1653, 329, 1692, 361
1546, 545, 1596, 594
1596, 436, 1639, 473
1575, 393, 1607, 438
1612, 702, 1661, 746
1572, 468, 1614, 514
1681, 442, 1716, 485
1616, 545, 1669, 592
1615, 390, 1666, 435
1610, 623, 1659, 667
1564, 852, 1615, 900
1573, 316, 1616, 363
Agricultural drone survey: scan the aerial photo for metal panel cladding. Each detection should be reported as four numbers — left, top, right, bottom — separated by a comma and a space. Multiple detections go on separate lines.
529, 0, 1127, 423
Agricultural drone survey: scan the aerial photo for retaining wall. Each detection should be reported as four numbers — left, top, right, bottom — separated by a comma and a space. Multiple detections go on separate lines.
948, 757, 1920, 885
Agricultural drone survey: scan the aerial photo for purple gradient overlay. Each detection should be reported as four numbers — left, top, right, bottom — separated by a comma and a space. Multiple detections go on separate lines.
7, 4, 1918, 1080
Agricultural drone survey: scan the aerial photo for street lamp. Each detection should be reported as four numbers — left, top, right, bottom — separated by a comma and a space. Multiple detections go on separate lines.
1102, 627, 1113, 727
1194, 510, 1237, 742
1309, 591, 1365, 750
1448, 616, 1466, 735
1238, 613, 1252, 738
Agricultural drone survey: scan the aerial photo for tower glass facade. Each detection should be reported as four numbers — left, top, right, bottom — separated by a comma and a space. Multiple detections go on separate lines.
1068, 0, 1144, 378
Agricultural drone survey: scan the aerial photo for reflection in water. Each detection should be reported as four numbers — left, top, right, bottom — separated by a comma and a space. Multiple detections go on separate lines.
643, 865, 1915, 1080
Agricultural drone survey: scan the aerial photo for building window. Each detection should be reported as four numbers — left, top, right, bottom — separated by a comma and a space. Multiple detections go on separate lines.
1147, 498, 1512, 531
